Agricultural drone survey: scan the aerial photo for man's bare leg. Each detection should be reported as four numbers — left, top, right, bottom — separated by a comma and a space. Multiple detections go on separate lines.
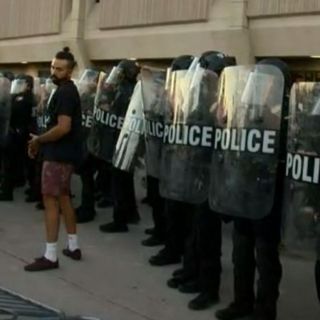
43, 195, 60, 242
60, 194, 80, 257
59, 194, 76, 234
42, 195, 60, 262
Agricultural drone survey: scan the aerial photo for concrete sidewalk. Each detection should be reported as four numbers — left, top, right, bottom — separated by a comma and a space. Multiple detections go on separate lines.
0, 181, 319, 320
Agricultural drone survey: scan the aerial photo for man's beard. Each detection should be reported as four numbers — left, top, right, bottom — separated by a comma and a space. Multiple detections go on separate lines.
51, 75, 67, 85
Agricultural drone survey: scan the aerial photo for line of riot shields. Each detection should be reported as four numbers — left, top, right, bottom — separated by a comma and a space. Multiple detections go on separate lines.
74, 60, 320, 264
1, 57, 319, 304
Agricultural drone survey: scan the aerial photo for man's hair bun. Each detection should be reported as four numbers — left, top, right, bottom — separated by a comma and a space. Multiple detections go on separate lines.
55, 46, 76, 69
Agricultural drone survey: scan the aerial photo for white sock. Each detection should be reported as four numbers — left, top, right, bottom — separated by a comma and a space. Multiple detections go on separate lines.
68, 234, 79, 251
44, 242, 57, 262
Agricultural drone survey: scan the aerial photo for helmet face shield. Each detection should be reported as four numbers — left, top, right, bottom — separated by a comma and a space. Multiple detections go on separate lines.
0, 76, 11, 97
105, 66, 123, 86
10, 79, 27, 95
241, 70, 277, 107
240, 64, 283, 110
77, 69, 100, 95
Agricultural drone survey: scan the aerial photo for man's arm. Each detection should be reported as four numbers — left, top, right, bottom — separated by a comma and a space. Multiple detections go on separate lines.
37, 115, 71, 143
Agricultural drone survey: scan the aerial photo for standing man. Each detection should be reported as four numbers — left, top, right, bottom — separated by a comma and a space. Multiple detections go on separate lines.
25, 47, 82, 271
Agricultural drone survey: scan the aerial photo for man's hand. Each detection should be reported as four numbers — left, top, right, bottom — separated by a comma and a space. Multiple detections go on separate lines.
28, 133, 40, 159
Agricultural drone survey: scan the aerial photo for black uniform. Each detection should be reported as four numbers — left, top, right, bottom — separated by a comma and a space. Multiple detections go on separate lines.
215, 59, 291, 320
0, 90, 33, 200
316, 238, 320, 301
141, 176, 166, 246
99, 70, 140, 232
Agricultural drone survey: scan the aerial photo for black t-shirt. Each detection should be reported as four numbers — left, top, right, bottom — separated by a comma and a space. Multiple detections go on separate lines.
42, 80, 83, 166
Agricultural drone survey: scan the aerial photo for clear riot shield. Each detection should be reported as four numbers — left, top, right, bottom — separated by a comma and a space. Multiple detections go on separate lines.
140, 67, 166, 178
112, 81, 145, 171
283, 82, 320, 259
87, 68, 135, 162
10, 78, 27, 95
0, 75, 11, 145
159, 60, 219, 204
209, 65, 285, 219
36, 79, 56, 134
30, 77, 41, 133
77, 69, 100, 137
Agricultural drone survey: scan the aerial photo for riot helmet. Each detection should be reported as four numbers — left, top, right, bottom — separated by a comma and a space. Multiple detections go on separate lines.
199, 51, 236, 75
106, 60, 140, 85
171, 55, 194, 71
118, 59, 140, 82
0, 74, 11, 97
2, 71, 14, 82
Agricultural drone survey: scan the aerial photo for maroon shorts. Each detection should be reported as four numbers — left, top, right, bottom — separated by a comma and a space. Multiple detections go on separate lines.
41, 161, 74, 196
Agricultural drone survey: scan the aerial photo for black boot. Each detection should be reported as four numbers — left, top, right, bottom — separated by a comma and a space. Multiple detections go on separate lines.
141, 236, 164, 247
167, 277, 184, 289
25, 193, 41, 203
316, 259, 320, 302
188, 292, 219, 310
141, 196, 152, 205
172, 268, 184, 277
127, 210, 141, 225
145, 227, 155, 235
96, 197, 113, 208
76, 206, 96, 223
215, 302, 253, 320
149, 249, 181, 266
35, 201, 44, 210
178, 280, 200, 294
0, 190, 13, 201
99, 222, 128, 233
167, 272, 194, 289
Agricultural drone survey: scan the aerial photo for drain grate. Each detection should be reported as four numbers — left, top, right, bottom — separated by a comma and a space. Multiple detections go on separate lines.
0, 287, 101, 320
0, 287, 61, 319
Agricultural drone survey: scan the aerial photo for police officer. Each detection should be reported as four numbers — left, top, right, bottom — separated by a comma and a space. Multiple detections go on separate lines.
148, 55, 197, 265
96, 60, 141, 232
0, 74, 34, 201
166, 52, 236, 310
213, 59, 292, 320
140, 67, 167, 246
0, 72, 11, 184
283, 81, 320, 305
75, 69, 102, 223
317, 243, 320, 302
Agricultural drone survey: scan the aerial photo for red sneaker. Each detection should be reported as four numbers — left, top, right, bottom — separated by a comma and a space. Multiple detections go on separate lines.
24, 257, 59, 272
62, 248, 82, 261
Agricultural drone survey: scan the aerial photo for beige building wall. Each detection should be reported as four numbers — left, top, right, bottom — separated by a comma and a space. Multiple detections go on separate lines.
0, 0, 252, 71
247, 0, 320, 57
0, 0, 320, 75
84, 0, 252, 63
